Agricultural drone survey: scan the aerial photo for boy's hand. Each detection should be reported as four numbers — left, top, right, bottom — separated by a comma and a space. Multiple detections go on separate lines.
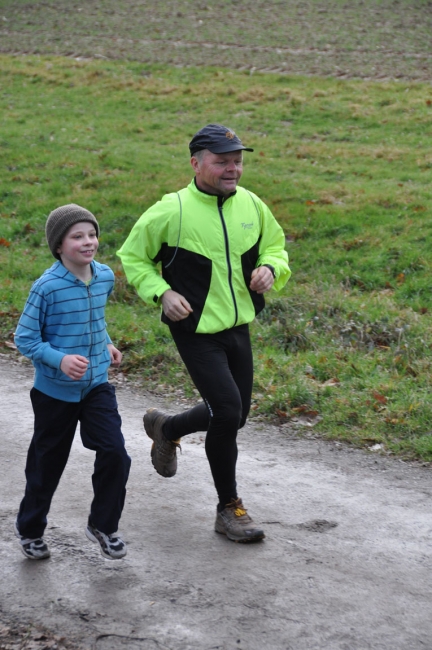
108, 343, 122, 367
60, 354, 89, 380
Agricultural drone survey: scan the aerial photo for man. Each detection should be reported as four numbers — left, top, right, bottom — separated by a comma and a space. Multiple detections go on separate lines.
117, 123, 290, 543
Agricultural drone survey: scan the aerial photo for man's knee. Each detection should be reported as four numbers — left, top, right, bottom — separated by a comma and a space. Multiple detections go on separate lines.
209, 401, 242, 433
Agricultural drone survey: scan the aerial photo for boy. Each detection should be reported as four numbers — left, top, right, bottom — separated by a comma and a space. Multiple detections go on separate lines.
14, 204, 131, 560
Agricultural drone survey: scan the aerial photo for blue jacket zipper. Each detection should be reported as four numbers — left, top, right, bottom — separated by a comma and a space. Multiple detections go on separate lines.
83, 283, 94, 396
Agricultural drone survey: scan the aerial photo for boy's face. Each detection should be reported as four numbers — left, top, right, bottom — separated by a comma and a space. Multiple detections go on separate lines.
57, 221, 99, 273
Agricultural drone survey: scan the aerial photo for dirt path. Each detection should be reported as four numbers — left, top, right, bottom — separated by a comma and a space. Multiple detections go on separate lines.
1, 357, 432, 650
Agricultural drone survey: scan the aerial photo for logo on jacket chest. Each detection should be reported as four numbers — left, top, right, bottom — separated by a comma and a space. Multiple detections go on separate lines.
241, 222, 254, 230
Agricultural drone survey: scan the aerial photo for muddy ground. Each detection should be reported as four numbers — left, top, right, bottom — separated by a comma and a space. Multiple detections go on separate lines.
1, 356, 432, 649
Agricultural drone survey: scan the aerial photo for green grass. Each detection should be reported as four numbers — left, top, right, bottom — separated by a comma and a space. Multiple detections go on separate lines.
1, 54, 432, 461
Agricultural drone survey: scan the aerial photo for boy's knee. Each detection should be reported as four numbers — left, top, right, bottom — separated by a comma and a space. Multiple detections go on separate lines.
103, 444, 131, 469
117, 447, 131, 470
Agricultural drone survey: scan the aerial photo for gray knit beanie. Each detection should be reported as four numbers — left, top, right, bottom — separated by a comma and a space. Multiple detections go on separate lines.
45, 204, 100, 260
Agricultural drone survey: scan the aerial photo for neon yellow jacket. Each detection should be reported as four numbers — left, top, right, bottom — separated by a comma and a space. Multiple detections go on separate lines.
117, 179, 291, 334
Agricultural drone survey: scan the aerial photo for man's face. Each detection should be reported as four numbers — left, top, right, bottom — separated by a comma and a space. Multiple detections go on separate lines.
191, 150, 243, 197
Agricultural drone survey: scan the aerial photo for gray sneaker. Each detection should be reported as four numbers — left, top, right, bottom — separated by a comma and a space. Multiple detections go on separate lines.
143, 408, 181, 478
215, 498, 265, 543
85, 519, 127, 560
14, 521, 51, 560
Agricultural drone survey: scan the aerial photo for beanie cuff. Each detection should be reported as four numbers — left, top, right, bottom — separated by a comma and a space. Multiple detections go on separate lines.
45, 204, 100, 259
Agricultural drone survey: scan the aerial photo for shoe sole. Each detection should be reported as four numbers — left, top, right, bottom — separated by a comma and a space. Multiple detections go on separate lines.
143, 408, 158, 441
18, 545, 51, 560
144, 409, 177, 478
14, 522, 51, 560
215, 524, 265, 543
85, 526, 127, 560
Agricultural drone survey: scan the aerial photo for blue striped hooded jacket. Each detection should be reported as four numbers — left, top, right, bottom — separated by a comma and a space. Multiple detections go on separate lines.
15, 260, 114, 402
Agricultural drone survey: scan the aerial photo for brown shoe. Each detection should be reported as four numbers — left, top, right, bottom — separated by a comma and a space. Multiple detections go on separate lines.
143, 408, 181, 478
215, 498, 265, 543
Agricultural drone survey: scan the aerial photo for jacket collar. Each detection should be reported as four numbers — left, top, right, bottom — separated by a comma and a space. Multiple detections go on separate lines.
50, 260, 98, 283
190, 178, 237, 204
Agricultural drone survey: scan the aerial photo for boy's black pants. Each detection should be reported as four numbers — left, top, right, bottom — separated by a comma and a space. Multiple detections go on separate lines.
17, 382, 131, 539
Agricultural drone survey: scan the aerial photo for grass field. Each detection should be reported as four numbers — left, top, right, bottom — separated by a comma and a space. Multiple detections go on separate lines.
1, 1, 432, 462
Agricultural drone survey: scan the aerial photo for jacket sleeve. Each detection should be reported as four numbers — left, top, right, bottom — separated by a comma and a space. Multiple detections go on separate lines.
117, 196, 177, 305
255, 196, 291, 291
14, 284, 65, 369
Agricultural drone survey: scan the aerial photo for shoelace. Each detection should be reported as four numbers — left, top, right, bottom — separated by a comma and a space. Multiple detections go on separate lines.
158, 439, 182, 457
107, 536, 123, 548
19, 537, 44, 546
165, 438, 182, 453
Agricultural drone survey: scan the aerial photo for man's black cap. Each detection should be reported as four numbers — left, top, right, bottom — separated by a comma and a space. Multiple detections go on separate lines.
189, 123, 254, 156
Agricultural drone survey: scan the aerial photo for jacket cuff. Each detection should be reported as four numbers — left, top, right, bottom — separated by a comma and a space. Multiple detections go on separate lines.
262, 264, 276, 279
41, 347, 66, 369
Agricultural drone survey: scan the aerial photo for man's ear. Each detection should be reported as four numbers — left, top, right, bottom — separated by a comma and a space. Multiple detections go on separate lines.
190, 156, 200, 173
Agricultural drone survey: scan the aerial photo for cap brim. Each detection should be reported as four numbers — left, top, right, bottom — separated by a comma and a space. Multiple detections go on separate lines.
207, 144, 254, 154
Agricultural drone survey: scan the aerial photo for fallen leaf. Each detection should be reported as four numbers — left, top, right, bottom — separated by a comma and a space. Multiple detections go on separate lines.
385, 417, 404, 425
372, 391, 387, 404
292, 406, 319, 418
291, 414, 322, 427
322, 378, 340, 387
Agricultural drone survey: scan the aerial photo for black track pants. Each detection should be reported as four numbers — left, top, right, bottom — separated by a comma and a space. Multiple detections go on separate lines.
166, 324, 253, 506
17, 382, 131, 539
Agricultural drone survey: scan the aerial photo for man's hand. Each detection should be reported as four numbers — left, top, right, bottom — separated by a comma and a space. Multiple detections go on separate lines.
250, 266, 275, 294
60, 354, 89, 380
108, 343, 122, 367
161, 289, 193, 321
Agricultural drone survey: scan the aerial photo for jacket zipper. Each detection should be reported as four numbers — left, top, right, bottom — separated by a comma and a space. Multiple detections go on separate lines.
217, 196, 238, 327
85, 284, 94, 393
